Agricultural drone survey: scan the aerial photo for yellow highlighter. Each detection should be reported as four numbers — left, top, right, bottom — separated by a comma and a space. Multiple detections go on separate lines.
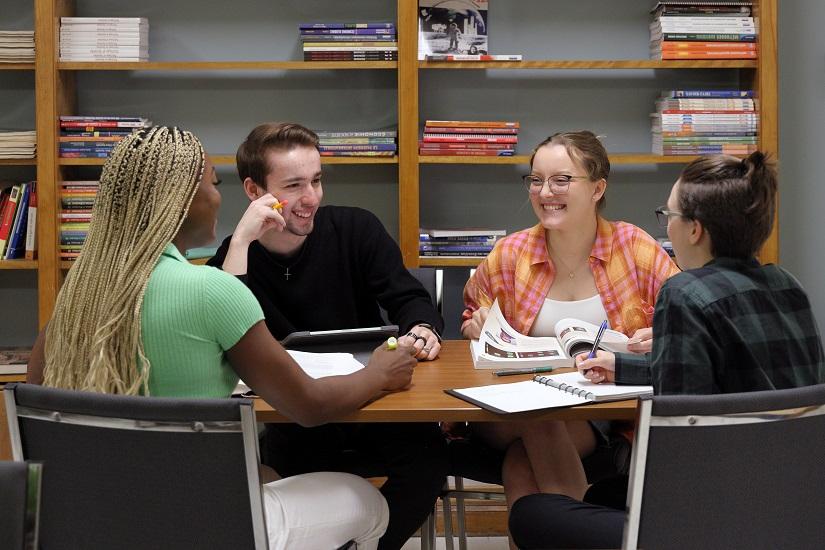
386, 337, 398, 350
271, 199, 287, 212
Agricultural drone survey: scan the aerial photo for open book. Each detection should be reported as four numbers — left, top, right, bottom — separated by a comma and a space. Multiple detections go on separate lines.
471, 299, 630, 370
234, 350, 364, 396
446, 371, 652, 414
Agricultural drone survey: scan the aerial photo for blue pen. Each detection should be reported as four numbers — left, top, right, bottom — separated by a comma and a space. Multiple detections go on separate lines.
587, 320, 609, 359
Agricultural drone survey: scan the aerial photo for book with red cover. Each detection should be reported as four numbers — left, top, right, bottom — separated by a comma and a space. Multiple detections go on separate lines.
422, 134, 518, 144
0, 184, 21, 257
424, 120, 519, 128
423, 126, 519, 134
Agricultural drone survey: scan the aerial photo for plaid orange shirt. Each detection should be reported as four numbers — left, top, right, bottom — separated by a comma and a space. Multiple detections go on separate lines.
462, 218, 680, 337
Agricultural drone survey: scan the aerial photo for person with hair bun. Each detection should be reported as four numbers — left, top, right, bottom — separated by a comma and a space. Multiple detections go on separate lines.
26, 126, 420, 550
507, 152, 825, 550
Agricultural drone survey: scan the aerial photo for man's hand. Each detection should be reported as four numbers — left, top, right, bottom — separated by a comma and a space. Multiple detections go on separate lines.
461, 307, 490, 340
231, 193, 287, 246
626, 327, 653, 354
365, 342, 417, 391
576, 351, 616, 384
398, 324, 441, 361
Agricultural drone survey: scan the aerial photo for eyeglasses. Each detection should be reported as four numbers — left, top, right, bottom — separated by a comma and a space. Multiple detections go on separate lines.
655, 206, 688, 227
523, 174, 589, 195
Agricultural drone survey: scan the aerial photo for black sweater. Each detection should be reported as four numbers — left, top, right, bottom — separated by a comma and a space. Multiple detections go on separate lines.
208, 205, 444, 339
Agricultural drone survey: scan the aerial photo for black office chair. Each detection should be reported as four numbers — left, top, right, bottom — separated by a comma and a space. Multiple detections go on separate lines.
0, 460, 42, 550
624, 383, 825, 550
4, 383, 268, 550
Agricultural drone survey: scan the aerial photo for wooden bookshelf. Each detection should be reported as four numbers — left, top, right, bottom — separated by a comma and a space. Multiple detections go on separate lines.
59, 155, 398, 166
0, 63, 34, 70
17, 0, 779, 325
0, 260, 38, 270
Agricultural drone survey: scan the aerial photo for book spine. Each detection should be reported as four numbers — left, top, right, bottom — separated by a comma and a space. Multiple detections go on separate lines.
0, 185, 21, 257
298, 22, 396, 29
318, 137, 396, 144
657, 33, 757, 41
422, 134, 518, 143
299, 28, 396, 35
424, 54, 522, 61
316, 131, 397, 138
302, 41, 397, 48
24, 182, 37, 260
425, 120, 520, 128
4, 183, 29, 259
318, 144, 396, 151
423, 126, 519, 134
300, 34, 396, 42
60, 121, 146, 128
419, 141, 514, 150
418, 149, 515, 156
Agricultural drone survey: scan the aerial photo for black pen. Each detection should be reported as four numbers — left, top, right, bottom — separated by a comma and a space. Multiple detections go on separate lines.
494, 366, 555, 377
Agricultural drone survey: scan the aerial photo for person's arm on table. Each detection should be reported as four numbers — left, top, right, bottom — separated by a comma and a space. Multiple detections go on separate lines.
228, 321, 416, 426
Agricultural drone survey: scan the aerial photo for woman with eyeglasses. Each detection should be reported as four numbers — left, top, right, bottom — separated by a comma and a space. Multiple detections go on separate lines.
459, 131, 679, 528
506, 152, 824, 549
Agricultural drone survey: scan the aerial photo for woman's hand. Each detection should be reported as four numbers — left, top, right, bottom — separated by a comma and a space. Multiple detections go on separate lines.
461, 307, 490, 340
575, 351, 616, 384
626, 327, 653, 354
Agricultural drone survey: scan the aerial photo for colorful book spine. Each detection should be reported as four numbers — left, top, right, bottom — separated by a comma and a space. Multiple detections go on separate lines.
24, 182, 36, 260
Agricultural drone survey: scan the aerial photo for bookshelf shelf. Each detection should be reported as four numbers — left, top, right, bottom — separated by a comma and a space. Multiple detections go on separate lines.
59, 155, 398, 166
0, 63, 35, 70
0, 260, 38, 270
57, 61, 397, 71
0, 158, 36, 165
418, 154, 717, 166
419, 256, 482, 268
420, 60, 758, 70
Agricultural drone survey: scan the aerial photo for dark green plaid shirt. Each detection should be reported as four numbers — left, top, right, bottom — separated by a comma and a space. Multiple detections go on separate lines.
615, 257, 825, 394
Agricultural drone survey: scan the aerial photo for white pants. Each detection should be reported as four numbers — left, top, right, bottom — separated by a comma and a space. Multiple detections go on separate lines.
263, 471, 389, 550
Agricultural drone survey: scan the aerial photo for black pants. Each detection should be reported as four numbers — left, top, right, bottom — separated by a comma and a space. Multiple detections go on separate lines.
261, 422, 449, 550
508, 476, 628, 549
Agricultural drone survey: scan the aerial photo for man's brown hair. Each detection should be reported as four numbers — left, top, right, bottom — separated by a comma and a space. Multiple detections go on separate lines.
236, 122, 319, 186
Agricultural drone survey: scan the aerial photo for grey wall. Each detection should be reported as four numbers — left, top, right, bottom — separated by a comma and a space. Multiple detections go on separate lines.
778, 0, 825, 328
1, 0, 821, 344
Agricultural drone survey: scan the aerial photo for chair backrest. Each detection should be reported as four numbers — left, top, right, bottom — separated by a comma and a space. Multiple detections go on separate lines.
408, 267, 444, 315
623, 384, 825, 550
4, 383, 267, 550
0, 460, 42, 550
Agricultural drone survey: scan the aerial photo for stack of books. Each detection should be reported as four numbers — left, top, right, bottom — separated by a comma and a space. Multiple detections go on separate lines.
60, 180, 98, 261
419, 121, 518, 157
300, 22, 397, 62
317, 129, 397, 157
0, 130, 36, 159
0, 347, 30, 376
419, 228, 505, 258
0, 31, 34, 63
651, 90, 758, 156
59, 17, 149, 62
0, 181, 36, 260
59, 116, 149, 158
650, 1, 756, 60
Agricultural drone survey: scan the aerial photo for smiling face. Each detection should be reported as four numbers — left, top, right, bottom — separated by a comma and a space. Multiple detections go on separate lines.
180, 154, 221, 248
261, 145, 323, 238
528, 144, 605, 232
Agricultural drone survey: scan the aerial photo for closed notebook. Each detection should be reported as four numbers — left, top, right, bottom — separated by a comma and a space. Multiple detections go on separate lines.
446, 371, 652, 414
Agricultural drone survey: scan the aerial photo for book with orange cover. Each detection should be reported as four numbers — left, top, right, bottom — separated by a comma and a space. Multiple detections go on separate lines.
424, 120, 519, 128
659, 51, 756, 59
422, 134, 518, 144
423, 126, 519, 134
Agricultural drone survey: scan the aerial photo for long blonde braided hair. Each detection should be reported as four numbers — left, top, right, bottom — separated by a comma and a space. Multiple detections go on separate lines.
43, 126, 205, 395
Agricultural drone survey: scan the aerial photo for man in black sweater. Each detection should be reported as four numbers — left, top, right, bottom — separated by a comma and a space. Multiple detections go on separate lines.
208, 122, 448, 550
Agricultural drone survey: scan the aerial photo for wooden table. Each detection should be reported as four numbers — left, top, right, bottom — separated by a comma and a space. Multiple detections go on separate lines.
254, 340, 638, 423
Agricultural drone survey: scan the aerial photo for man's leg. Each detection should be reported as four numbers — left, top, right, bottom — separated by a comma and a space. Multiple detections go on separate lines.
354, 422, 449, 550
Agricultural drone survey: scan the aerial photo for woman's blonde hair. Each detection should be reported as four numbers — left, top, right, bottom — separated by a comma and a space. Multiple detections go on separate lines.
43, 126, 205, 394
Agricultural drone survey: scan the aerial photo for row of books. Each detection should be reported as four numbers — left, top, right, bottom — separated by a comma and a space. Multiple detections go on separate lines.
0, 130, 36, 160
649, 1, 757, 60
59, 17, 149, 62
0, 346, 29, 375
419, 228, 505, 258
60, 181, 98, 261
0, 182, 37, 261
59, 116, 149, 158
420, 120, 519, 157
0, 30, 34, 63
651, 90, 758, 156
317, 129, 397, 157
299, 22, 397, 62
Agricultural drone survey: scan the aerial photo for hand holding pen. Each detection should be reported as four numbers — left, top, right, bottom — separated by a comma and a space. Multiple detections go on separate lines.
576, 320, 616, 383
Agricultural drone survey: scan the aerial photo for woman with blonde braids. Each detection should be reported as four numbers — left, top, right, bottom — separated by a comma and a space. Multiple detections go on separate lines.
27, 126, 417, 550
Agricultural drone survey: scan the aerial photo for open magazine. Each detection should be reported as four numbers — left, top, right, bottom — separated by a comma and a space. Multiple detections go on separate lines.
470, 299, 629, 369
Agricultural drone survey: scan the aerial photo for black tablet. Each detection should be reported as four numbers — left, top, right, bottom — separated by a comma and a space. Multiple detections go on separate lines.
279, 325, 399, 348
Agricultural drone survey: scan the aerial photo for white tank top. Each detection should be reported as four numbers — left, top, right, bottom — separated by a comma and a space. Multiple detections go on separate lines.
528, 294, 609, 337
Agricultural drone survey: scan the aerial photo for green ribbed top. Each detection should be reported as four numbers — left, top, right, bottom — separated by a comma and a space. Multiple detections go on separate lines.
141, 243, 264, 397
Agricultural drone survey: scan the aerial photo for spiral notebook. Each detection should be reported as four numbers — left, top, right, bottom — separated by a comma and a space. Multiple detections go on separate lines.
445, 371, 652, 414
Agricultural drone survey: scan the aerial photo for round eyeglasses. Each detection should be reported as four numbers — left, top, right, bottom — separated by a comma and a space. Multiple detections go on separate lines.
523, 174, 589, 195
